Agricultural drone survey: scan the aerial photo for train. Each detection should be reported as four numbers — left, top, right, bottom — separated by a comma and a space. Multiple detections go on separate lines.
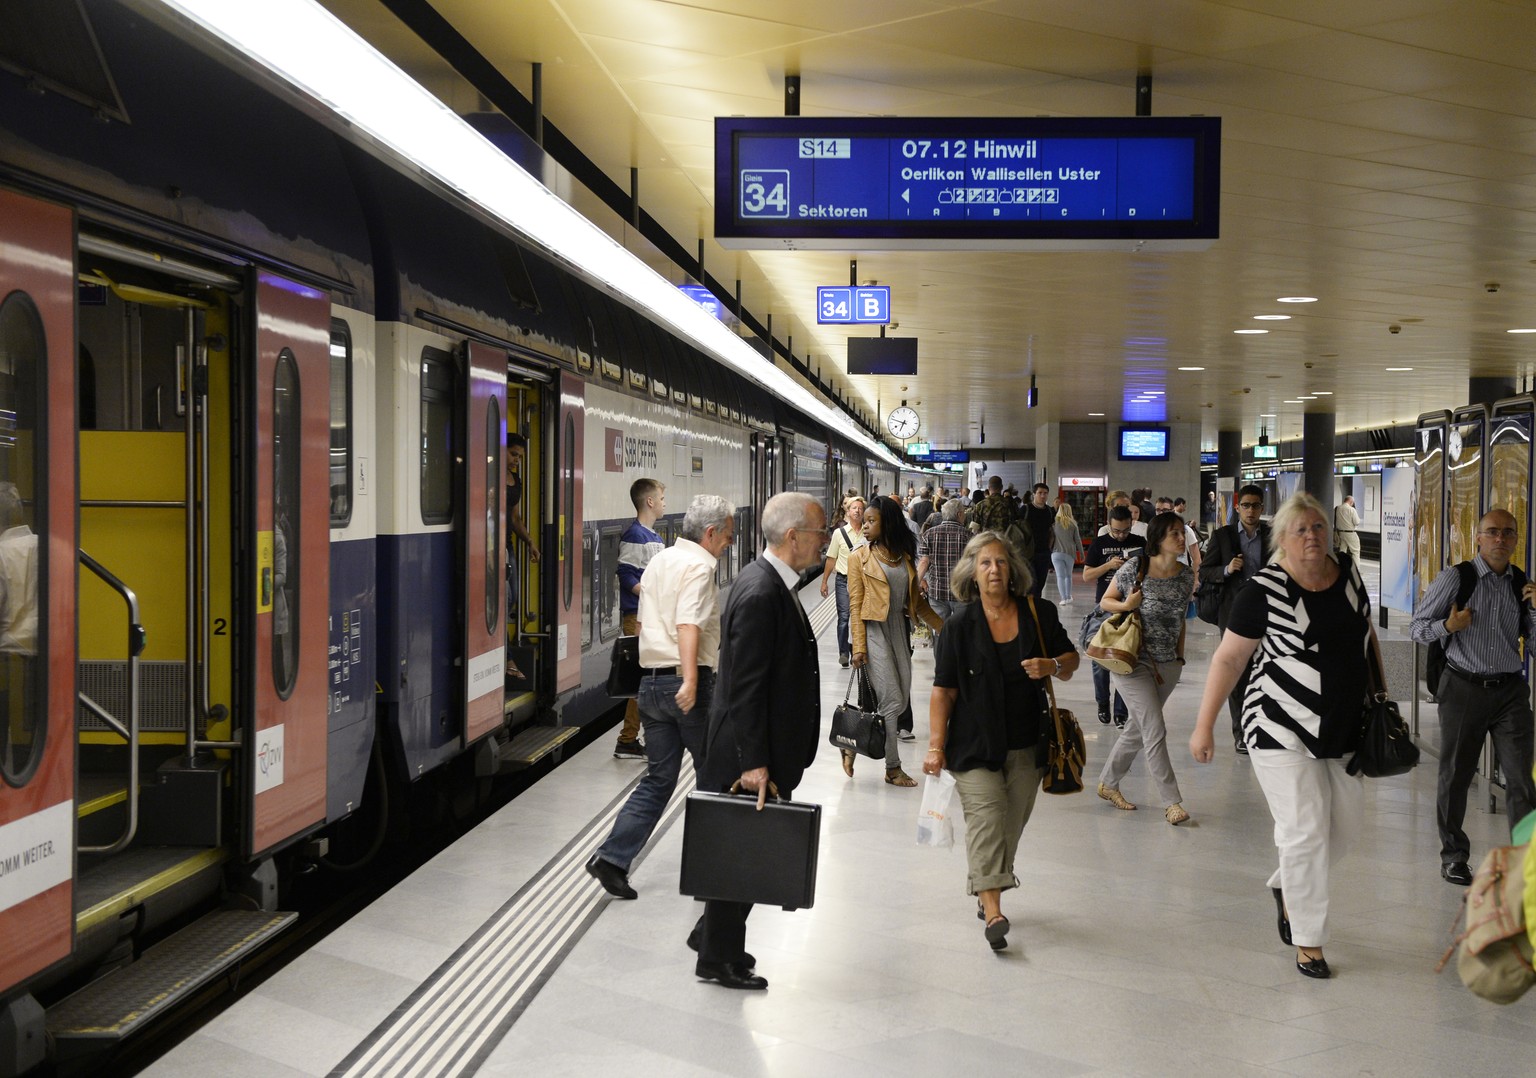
0, 1, 916, 1067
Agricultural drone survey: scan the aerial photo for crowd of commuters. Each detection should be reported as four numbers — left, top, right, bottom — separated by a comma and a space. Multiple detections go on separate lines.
576, 474, 1535, 989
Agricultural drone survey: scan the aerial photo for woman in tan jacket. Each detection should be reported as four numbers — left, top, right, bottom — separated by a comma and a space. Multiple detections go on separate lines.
848, 496, 944, 785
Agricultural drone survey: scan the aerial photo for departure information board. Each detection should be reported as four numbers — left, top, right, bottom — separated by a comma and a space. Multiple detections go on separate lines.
716, 116, 1219, 250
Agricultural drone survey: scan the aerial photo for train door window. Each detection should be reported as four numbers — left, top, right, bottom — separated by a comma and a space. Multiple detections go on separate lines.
0, 293, 44, 787
485, 397, 502, 635
272, 349, 301, 700
580, 526, 594, 650
420, 348, 454, 525
562, 412, 576, 607
328, 321, 353, 526
598, 526, 621, 641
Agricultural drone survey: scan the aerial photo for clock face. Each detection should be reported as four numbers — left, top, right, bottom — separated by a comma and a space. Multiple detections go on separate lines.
888, 406, 920, 439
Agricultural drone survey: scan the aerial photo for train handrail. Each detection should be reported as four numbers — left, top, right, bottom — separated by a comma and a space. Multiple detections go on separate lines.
78, 548, 146, 855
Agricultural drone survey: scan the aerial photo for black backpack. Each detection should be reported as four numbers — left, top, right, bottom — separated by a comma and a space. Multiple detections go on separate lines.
1425, 562, 1528, 695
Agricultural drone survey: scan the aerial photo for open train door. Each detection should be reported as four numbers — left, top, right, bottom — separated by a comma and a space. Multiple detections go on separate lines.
245, 273, 330, 857
0, 189, 78, 1002
555, 372, 584, 692
461, 343, 506, 745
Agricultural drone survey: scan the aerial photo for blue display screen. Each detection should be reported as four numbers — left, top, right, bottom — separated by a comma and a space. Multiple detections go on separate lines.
1119, 427, 1170, 460
717, 117, 1219, 248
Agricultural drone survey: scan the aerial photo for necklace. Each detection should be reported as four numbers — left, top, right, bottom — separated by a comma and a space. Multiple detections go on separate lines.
873, 546, 901, 564
982, 600, 1012, 619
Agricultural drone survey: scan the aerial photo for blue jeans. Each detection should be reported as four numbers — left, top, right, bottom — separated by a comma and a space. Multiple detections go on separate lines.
595, 671, 712, 871
1092, 661, 1127, 722
835, 573, 851, 656
1050, 551, 1075, 602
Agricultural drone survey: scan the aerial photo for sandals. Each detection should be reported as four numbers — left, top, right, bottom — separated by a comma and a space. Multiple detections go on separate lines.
885, 767, 918, 787
841, 750, 855, 778
984, 914, 1010, 951
1165, 803, 1191, 826
1097, 783, 1137, 811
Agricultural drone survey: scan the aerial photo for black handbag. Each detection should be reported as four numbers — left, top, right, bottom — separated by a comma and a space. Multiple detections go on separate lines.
828, 668, 886, 759
605, 635, 642, 698
1347, 645, 1420, 778
1028, 597, 1086, 795
679, 788, 821, 910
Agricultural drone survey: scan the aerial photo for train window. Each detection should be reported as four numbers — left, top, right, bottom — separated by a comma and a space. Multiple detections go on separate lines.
562, 412, 575, 608
328, 321, 353, 527
598, 526, 621, 642
580, 526, 594, 650
420, 348, 454, 525
272, 349, 301, 700
485, 397, 501, 635
0, 292, 45, 788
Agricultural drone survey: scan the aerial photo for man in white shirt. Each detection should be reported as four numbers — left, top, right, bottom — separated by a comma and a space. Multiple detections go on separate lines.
586, 494, 735, 899
1334, 495, 1361, 559
1097, 489, 1148, 539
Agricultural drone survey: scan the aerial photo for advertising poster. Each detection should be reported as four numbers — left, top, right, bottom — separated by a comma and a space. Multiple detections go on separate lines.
1380, 466, 1416, 614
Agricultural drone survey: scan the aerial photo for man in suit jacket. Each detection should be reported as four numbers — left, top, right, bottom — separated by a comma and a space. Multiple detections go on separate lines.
1198, 485, 1272, 753
694, 491, 826, 990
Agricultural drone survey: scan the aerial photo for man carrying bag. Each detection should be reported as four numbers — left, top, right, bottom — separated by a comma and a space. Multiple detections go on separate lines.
1198, 485, 1271, 754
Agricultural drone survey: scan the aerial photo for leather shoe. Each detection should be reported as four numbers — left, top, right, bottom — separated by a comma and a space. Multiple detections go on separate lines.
1234, 741, 1249, 756
1442, 861, 1473, 886
1271, 887, 1292, 946
696, 960, 767, 990
1296, 951, 1330, 979
686, 926, 753, 970
585, 854, 637, 899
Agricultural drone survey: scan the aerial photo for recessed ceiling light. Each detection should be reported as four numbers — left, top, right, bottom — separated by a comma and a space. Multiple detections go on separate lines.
1259, 413, 1276, 418
1278, 296, 1318, 303
1088, 412, 1105, 417
1384, 367, 1414, 372
1297, 395, 1317, 400
1311, 391, 1333, 395
1508, 328, 1536, 334
1284, 399, 1303, 403
1178, 366, 1204, 371
1253, 314, 1291, 321
1234, 329, 1268, 335
1145, 390, 1164, 395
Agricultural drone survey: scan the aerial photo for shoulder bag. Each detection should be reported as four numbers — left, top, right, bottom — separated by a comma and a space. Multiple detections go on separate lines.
605, 635, 642, 698
1028, 597, 1086, 795
1346, 642, 1420, 778
828, 668, 887, 759
1086, 555, 1147, 676
1436, 843, 1535, 1004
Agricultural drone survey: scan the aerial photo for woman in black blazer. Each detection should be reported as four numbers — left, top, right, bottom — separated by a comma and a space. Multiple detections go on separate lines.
922, 530, 1078, 952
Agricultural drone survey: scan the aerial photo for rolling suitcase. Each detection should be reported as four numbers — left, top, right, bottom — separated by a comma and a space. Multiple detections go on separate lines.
678, 790, 821, 911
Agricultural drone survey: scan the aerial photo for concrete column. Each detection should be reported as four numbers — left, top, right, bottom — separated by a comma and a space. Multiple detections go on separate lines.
1302, 411, 1336, 504
1217, 429, 1242, 486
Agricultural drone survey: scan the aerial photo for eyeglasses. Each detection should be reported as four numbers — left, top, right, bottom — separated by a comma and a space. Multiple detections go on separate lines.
1480, 527, 1518, 539
1238, 501, 1263, 509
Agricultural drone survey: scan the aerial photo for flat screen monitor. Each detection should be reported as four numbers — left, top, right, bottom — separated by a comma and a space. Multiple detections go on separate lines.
847, 337, 917, 376
1119, 427, 1170, 461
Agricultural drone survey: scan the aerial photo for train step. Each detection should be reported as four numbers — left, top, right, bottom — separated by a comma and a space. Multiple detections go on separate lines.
45, 907, 296, 1057
476, 724, 579, 775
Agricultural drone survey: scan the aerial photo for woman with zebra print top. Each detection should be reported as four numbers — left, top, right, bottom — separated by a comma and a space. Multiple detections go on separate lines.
1189, 492, 1383, 980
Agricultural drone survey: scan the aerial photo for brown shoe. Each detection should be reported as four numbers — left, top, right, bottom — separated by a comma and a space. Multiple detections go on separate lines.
885, 767, 918, 787
1165, 803, 1191, 826
1097, 783, 1137, 811
841, 750, 855, 778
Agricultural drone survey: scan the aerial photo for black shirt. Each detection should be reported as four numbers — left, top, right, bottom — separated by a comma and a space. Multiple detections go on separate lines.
1085, 531, 1147, 602
505, 475, 523, 554
994, 634, 1038, 750
1024, 503, 1056, 555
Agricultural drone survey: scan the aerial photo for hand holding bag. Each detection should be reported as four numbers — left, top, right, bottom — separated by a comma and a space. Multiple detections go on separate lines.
828, 668, 887, 759
916, 770, 957, 848
1346, 645, 1419, 778
1086, 611, 1142, 675
1028, 597, 1086, 795
605, 635, 642, 698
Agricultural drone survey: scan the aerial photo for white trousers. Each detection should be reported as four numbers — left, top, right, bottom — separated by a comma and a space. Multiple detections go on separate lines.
1248, 749, 1363, 948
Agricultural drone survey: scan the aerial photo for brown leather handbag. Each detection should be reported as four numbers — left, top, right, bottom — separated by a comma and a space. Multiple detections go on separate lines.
1027, 597, 1085, 795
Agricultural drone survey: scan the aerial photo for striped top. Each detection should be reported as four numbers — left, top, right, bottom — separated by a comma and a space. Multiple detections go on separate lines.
617, 520, 664, 615
1408, 555, 1535, 676
1227, 553, 1372, 758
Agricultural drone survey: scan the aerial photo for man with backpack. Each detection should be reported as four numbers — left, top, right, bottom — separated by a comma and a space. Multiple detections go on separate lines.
1197, 485, 1271, 754
1409, 509, 1536, 887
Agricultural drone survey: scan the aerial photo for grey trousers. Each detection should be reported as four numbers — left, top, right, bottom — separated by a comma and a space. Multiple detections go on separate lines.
1099, 660, 1185, 808
864, 620, 911, 768
951, 750, 1044, 894
1435, 672, 1536, 864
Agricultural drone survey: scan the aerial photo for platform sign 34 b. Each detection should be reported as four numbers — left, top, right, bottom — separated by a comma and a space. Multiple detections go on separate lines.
817, 286, 890, 324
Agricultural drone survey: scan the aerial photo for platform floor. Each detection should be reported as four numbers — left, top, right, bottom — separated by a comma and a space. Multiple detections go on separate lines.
145, 565, 1536, 1077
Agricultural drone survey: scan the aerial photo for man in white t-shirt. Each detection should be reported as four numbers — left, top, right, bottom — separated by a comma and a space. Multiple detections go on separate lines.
819, 496, 867, 667
1097, 489, 1148, 539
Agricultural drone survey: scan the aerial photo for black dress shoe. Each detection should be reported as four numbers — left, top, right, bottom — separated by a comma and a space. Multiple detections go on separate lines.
696, 960, 767, 990
585, 854, 637, 899
1296, 951, 1330, 979
685, 926, 754, 969
1097, 707, 1110, 725
1442, 861, 1473, 886
1234, 741, 1249, 756
1271, 888, 1292, 946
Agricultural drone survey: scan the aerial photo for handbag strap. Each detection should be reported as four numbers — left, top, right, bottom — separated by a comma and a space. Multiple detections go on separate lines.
1025, 596, 1066, 737
1365, 635, 1388, 701
842, 665, 871, 707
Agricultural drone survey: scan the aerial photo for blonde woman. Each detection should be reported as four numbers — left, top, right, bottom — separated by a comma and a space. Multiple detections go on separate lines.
1050, 503, 1082, 604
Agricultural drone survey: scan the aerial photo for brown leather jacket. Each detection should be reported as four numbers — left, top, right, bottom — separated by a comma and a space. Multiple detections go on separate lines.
847, 545, 943, 656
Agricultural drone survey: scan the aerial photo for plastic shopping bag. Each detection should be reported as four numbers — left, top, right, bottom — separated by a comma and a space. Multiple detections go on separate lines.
916, 770, 957, 848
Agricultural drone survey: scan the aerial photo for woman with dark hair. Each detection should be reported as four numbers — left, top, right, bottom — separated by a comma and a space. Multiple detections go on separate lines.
1095, 512, 1196, 825
848, 495, 944, 785
923, 531, 1078, 950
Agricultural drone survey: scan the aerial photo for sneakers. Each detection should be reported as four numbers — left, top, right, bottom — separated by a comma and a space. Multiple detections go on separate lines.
897, 729, 916, 742
1097, 707, 1110, 726
839, 652, 851, 668
1114, 715, 1127, 729
613, 739, 646, 760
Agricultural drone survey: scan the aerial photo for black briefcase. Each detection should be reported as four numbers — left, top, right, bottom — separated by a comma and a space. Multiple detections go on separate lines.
679, 791, 821, 911
605, 635, 642, 698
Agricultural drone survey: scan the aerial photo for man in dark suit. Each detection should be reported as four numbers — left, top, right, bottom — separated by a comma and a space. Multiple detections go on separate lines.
693, 491, 826, 990
1198, 484, 1272, 754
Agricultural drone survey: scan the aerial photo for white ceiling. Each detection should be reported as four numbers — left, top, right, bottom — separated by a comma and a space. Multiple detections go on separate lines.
321, 0, 1536, 452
